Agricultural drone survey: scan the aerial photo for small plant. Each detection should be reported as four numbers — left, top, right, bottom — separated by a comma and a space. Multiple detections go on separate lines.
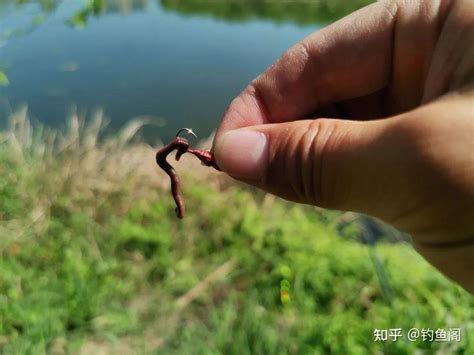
156, 128, 220, 218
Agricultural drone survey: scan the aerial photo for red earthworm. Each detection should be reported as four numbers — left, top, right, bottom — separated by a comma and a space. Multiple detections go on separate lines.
187, 148, 221, 170
156, 128, 220, 219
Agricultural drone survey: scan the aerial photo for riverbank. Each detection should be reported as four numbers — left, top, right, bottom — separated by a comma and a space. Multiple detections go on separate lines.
0, 108, 472, 354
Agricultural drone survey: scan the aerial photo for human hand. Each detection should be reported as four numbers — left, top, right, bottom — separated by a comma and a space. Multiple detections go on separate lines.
212, 0, 474, 292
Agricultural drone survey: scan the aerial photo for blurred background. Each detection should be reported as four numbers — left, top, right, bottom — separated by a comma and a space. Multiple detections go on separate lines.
0, 1, 473, 354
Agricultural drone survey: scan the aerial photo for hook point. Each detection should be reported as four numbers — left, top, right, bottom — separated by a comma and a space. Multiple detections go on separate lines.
176, 127, 197, 139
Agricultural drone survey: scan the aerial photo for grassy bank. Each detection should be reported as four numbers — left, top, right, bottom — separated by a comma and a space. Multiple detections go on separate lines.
0, 108, 473, 354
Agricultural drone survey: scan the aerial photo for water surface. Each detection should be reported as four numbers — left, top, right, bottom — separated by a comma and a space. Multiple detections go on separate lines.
0, 0, 369, 142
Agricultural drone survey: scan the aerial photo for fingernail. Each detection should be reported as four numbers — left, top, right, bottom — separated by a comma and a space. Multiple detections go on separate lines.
214, 129, 268, 180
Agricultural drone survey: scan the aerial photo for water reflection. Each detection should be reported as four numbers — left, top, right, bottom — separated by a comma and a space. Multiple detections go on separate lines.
67, 0, 372, 28
68, 0, 148, 28
160, 0, 372, 25
0, 0, 59, 47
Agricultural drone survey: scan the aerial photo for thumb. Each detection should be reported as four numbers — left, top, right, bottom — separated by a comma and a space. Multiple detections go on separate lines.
214, 99, 474, 293
213, 117, 411, 220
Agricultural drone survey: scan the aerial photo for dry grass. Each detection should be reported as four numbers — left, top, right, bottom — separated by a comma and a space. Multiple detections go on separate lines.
0, 106, 227, 248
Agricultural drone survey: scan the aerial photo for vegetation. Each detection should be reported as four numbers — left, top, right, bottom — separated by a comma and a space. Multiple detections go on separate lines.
0, 71, 8, 87
65, 0, 375, 29
0, 108, 472, 354
68, 0, 147, 28
161, 0, 374, 25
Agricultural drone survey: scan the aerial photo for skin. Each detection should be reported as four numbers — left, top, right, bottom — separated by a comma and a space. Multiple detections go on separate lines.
212, 0, 474, 292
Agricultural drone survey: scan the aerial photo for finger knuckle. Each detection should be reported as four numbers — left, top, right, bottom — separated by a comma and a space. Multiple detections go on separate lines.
285, 119, 340, 207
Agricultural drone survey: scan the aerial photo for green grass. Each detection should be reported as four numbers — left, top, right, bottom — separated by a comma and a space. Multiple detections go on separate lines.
0, 109, 473, 354
161, 0, 374, 25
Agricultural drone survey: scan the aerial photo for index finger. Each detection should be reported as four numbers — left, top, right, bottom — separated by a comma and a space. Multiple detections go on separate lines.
215, 1, 397, 135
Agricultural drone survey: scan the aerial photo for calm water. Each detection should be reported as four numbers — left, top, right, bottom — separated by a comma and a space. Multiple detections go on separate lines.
0, 0, 364, 142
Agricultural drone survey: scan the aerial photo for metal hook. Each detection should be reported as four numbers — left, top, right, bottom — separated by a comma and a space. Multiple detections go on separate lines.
176, 128, 197, 139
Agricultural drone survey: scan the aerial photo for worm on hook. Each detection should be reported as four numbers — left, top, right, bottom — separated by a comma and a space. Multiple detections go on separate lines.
156, 128, 221, 219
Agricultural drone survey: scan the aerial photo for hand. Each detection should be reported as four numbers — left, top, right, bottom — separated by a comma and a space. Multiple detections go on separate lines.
212, 0, 474, 292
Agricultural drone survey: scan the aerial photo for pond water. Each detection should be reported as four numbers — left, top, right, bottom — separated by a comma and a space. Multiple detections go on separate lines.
0, 0, 369, 143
